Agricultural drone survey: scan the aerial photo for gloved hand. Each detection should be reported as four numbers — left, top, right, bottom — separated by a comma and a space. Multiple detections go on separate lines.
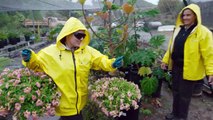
112, 56, 123, 68
21, 49, 31, 62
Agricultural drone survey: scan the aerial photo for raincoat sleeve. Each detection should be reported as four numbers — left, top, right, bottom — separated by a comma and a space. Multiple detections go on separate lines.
199, 28, 213, 75
162, 49, 170, 64
162, 38, 172, 64
89, 47, 116, 72
22, 50, 44, 72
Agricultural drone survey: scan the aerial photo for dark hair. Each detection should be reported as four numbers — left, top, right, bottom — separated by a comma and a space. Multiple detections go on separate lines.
60, 37, 66, 45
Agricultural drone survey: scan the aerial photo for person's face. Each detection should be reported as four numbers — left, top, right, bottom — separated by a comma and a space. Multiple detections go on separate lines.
66, 30, 86, 48
181, 9, 197, 27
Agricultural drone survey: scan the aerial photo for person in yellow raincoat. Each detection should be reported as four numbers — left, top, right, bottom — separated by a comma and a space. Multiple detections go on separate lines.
21, 17, 123, 120
161, 4, 213, 120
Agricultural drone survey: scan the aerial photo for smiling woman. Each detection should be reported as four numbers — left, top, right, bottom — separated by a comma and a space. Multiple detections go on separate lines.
161, 4, 213, 120
181, 8, 197, 29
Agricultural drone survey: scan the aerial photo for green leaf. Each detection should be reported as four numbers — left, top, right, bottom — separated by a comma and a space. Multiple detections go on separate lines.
140, 77, 158, 96
111, 4, 120, 10
130, 49, 157, 67
138, 67, 152, 76
149, 35, 165, 48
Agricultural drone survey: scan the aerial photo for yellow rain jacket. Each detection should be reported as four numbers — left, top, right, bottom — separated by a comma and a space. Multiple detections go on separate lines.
23, 17, 116, 116
162, 4, 213, 80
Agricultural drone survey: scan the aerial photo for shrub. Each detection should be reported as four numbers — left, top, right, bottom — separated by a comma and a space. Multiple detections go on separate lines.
0, 68, 61, 120
89, 77, 141, 118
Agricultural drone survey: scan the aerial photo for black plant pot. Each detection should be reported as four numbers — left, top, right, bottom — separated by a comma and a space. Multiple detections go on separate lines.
0, 40, 5, 48
119, 65, 143, 88
116, 107, 140, 120
25, 35, 30, 41
152, 78, 163, 98
0, 39, 8, 48
8, 37, 19, 45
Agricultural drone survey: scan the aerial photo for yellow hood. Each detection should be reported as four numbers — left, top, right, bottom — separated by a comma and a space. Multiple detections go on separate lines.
56, 17, 90, 50
176, 4, 201, 27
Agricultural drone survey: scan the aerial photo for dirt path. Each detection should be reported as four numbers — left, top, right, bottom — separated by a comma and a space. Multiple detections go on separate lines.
140, 82, 213, 120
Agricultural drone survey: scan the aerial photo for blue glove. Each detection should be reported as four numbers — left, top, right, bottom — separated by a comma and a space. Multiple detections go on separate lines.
22, 49, 31, 62
112, 56, 123, 68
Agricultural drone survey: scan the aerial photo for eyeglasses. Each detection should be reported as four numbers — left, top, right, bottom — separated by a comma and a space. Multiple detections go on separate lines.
73, 32, 86, 40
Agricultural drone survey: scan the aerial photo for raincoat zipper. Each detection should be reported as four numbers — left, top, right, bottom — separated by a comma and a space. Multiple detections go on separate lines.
71, 51, 79, 114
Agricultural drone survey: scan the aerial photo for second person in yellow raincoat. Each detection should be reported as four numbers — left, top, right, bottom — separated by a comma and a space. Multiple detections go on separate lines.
161, 4, 213, 120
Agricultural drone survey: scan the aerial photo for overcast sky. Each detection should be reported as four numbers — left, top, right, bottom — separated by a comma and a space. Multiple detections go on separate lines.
72, 0, 159, 5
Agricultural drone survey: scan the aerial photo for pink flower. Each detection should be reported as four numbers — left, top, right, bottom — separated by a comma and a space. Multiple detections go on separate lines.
19, 96, 25, 103
0, 79, 3, 86
13, 79, 21, 86
0, 108, 9, 117
16, 73, 21, 80
32, 111, 38, 120
120, 103, 125, 110
41, 75, 47, 79
48, 107, 56, 116
36, 82, 41, 88
124, 104, 130, 110
24, 110, 31, 119
3, 68, 10, 72
45, 104, 51, 110
32, 95, 37, 101
36, 90, 41, 96
36, 99, 43, 106
127, 91, 132, 97
108, 95, 114, 101
24, 87, 32, 94
51, 99, 59, 107
132, 100, 139, 109
15, 103, 21, 111
109, 110, 118, 118
101, 107, 109, 116
5, 83, 9, 89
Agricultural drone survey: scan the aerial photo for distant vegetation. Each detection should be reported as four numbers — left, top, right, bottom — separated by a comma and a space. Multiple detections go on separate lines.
0, 57, 12, 72
197, 1, 213, 28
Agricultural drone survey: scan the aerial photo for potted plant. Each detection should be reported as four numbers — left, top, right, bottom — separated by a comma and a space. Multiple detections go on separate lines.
80, 0, 165, 119
8, 30, 20, 45
0, 31, 8, 49
89, 77, 141, 118
0, 68, 61, 120
22, 28, 33, 41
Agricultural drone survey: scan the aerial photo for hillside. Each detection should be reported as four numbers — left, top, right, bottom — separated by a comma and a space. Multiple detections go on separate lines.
197, 1, 213, 29
113, 0, 157, 10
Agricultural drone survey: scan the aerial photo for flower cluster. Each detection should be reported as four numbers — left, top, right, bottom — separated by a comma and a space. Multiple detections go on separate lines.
0, 68, 61, 120
89, 77, 142, 118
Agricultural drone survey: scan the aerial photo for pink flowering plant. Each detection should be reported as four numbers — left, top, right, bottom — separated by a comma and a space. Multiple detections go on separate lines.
89, 77, 142, 118
0, 68, 61, 120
